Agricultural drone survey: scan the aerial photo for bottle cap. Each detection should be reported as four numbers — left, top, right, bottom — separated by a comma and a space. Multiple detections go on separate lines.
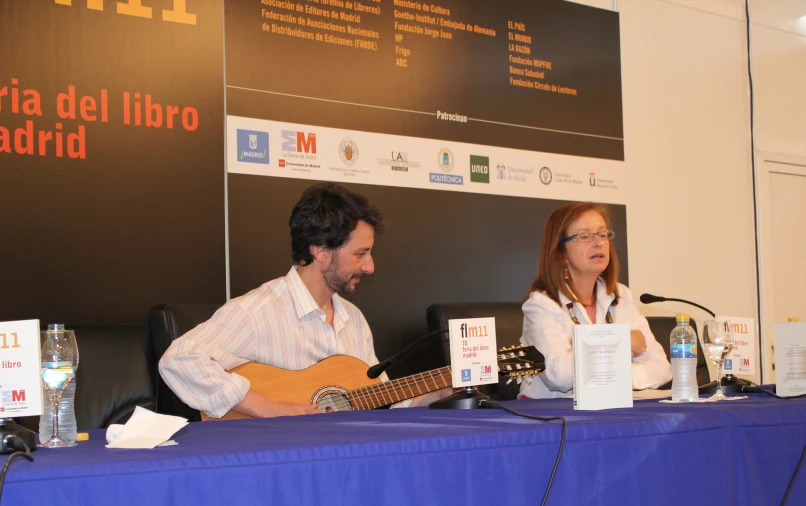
676, 313, 690, 324
788, 318, 800, 323
47, 323, 65, 331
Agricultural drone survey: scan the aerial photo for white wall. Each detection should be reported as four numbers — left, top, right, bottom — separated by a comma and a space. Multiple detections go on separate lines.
568, 0, 806, 382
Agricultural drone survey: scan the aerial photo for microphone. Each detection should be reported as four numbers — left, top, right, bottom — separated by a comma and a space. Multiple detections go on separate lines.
639, 293, 716, 317
367, 328, 448, 379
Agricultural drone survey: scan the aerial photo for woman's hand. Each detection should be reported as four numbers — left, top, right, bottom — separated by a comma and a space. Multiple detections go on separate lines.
630, 330, 648, 358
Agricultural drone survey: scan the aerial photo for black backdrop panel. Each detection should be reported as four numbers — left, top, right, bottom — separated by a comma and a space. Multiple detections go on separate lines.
0, 1, 226, 325
228, 175, 628, 378
225, 0, 623, 160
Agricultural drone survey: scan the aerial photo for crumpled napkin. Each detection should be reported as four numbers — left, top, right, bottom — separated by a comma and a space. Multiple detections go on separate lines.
105, 406, 188, 449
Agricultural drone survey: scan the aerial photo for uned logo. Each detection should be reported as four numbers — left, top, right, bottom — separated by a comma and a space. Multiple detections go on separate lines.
470, 155, 490, 183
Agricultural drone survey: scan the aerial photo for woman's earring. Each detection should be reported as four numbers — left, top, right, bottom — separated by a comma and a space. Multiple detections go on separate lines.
563, 266, 570, 281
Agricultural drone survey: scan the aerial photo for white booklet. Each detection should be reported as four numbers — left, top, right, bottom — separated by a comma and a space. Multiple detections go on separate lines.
573, 324, 633, 410
774, 322, 806, 397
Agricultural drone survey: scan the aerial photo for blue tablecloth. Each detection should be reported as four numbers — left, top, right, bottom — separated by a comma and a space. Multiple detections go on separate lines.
7, 394, 806, 506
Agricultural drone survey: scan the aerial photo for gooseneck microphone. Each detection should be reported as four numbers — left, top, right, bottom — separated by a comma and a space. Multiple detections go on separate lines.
639, 293, 716, 317
367, 328, 449, 379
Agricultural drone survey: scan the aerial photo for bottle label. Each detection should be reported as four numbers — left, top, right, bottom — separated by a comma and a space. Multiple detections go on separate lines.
671, 343, 697, 359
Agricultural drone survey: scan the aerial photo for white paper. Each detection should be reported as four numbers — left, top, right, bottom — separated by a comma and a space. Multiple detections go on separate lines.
448, 317, 498, 387
0, 319, 43, 417
774, 322, 806, 397
573, 324, 632, 410
105, 406, 188, 449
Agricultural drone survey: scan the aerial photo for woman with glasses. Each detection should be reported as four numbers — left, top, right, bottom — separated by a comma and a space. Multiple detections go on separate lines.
519, 202, 672, 399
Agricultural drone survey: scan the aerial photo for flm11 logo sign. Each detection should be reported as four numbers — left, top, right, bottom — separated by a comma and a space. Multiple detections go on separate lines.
0, 319, 43, 417
236, 129, 269, 164
448, 317, 498, 386
430, 148, 463, 185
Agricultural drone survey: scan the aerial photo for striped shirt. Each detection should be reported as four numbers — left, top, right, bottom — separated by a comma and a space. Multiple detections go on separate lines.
158, 266, 382, 418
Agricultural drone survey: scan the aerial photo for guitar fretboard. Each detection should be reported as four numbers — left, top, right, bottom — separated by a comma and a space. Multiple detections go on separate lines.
346, 366, 453, 410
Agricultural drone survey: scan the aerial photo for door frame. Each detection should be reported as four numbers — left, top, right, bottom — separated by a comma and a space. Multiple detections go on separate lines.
755, 151, 806, 383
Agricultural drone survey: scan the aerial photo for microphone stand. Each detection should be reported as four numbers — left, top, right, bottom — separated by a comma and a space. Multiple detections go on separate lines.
367, 328, 448, 379
639, 293, 755, 394
428, 386, 490, 410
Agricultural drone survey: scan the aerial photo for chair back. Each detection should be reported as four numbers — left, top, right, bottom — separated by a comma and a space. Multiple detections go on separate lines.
147, 304, 220, 421
16, 324, 155, 433
646, 316, 710, 388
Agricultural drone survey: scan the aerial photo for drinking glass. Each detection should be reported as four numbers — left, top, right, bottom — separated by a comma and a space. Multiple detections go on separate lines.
700, 320, 734, 401
40, 328, 79, 448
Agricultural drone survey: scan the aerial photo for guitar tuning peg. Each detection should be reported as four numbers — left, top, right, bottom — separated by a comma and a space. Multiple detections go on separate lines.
505, 365, 512, 370
524, 364, 531, 369
517, 350, 525, 357
506, 377, 514, 385
516, 377, 523, 384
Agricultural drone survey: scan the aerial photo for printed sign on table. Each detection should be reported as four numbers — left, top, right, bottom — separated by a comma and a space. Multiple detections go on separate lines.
0, 320, 43, 417
448, 317, 498, 388
717, 315, 759, 384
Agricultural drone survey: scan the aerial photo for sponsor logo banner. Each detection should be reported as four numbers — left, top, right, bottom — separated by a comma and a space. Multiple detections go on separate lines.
227, 116, 626, 204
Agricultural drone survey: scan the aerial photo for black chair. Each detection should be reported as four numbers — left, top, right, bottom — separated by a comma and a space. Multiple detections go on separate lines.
646, 316, 710, 388
15, 325, 156, 433
147, 304, 220, 422
426, 301, 535, 401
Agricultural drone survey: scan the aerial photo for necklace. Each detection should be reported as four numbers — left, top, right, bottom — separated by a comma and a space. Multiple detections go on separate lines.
566, 301, 613, 325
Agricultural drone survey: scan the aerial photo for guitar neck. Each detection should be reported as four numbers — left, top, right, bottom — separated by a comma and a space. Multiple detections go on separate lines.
346, 366, 453, 410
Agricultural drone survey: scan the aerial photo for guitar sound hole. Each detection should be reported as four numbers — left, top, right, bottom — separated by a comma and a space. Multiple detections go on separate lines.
317, 393, 353, 412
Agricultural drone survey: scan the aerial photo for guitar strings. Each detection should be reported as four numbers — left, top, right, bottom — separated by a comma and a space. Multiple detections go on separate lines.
316, 347, 537, 412
340, 367, 453, 411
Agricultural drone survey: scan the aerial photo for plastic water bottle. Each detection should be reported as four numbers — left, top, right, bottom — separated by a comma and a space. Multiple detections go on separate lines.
670, 313, 699, 402
39, 324, 78, 444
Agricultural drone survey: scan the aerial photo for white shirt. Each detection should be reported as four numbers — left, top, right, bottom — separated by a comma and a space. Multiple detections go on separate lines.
158, 266, 382, 418
518, 281, 672, 399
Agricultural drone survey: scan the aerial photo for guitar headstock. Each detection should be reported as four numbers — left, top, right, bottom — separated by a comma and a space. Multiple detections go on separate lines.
497, 344, 545, 384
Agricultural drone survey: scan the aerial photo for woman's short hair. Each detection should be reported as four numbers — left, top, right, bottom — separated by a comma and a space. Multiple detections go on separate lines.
525, 202, 620, 305
289, 183, 384, 265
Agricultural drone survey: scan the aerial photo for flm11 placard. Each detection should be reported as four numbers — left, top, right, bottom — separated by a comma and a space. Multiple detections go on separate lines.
717, 315, 759, 384
0, 319, 43, 417
448, 317, 498, 388
774, 321, 806, 397
573, 324, 632, 410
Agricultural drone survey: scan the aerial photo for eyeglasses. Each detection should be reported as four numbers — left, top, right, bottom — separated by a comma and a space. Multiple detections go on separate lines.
560, 229, 616, 244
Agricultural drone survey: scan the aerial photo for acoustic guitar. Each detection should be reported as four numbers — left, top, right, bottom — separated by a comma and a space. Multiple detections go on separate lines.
202, 345, 543, 420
